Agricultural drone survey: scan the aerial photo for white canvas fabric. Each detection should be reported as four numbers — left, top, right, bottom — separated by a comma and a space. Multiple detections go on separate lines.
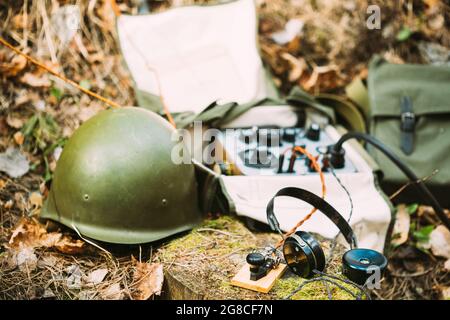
221, 106, 301, 128
117, 0, 267, 113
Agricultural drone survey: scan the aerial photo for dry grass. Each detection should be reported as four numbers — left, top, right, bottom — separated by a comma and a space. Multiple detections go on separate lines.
0, 250, 134, 300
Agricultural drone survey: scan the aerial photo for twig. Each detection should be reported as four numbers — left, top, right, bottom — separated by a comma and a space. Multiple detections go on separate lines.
196, 228, 239, 237
71, 223, 112, 258
389, 170, 439, 200
0, 36, 120, 109
389, 267, 434, 278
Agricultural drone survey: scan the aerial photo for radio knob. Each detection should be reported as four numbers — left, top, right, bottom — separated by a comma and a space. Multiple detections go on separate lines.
306, 123, 320, 141
282, 128, 296, 143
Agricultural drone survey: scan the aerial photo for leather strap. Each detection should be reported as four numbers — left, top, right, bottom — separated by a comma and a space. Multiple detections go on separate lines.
266, 187, 358, 248
400, 96, 415, 155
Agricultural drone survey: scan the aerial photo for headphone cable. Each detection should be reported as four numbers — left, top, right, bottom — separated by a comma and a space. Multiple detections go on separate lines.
332, 132, 450, 230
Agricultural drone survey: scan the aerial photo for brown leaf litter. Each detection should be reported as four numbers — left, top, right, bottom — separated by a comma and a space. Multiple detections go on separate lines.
131, 256, 164, 300
4, 218, 85, 271
0, 50, 27, 78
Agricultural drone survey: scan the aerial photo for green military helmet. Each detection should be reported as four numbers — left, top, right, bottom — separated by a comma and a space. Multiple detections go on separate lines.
41, 107, 201, 244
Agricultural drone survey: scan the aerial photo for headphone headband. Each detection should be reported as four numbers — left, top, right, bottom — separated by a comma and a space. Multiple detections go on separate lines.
266, 187, 358, 248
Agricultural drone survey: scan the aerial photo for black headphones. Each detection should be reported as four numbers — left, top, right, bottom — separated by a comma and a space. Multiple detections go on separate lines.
266, 187, 387, 285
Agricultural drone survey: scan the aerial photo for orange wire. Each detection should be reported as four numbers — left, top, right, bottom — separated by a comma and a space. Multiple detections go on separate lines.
0, 36, 120, 109
109, 0, 121, 17
275, 146, 326, 248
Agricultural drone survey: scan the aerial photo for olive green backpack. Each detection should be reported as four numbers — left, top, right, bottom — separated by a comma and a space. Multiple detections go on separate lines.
365, 56, 450, 207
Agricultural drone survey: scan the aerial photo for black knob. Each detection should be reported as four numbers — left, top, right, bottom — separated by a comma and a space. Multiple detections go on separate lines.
282, 128, 296, 143
306, 123, 320, 141
246, 253, 265, 267
330, 147, 345, 169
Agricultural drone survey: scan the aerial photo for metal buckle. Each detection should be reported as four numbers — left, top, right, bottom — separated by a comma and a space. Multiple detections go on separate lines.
401, 112, 415, 131
401, 112, 415, 122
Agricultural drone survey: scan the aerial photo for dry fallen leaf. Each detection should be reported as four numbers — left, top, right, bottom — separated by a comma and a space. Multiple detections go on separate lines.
37, 255, 59, 268
8, 218, 48, 249
14, 192, 26, 212
15, 91, 40, 107
29, 192, 43, 208
300, 65, 341, 91
66, 264, 83, 289
40, 233, 63, 248
0, 53, 27, 77
422, 0, 441, 8
442, 287, 450, 300
271, 18, 304, 45
131, 258, 164, 300
15, 246, 38, 272
78, 103, 104, 122
78, 290, 96, 300
417, 205, 433, 217
12, 14, 28, 29
20, 72, 51, 88
54, 235, 85, 255
13, 131, 24, 146
0, 148, 30, 178
383, 50, 405, 64
7, 218, 72, 250
444, 259, 450, 272
430, 225, 450, 259
280, 52, 306, 82
101, 283, 123, 300
4, 199, 13, 209
87, 51, 105, 64
86, 268, 108, 285
6, 115, 24, 129
49, 160, 57, 172
42, 289, 56, 299
428, 14, 445, 30
6, 218, 85, 271
391, 204, 411, 246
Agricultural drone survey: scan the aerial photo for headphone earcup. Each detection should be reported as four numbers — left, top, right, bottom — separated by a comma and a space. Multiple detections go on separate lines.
283, 231, 326, 278
298, 231, 326, 273
342, 248, 388, 285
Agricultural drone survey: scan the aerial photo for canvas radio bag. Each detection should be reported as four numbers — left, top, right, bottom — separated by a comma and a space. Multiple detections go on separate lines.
367, 57, 450, 207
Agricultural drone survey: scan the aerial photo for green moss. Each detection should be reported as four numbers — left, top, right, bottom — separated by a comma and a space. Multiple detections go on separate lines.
159, 232, 206, 261
217, 279, 240, 296
159, 216, 254, 262
201, 216, 236, 230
